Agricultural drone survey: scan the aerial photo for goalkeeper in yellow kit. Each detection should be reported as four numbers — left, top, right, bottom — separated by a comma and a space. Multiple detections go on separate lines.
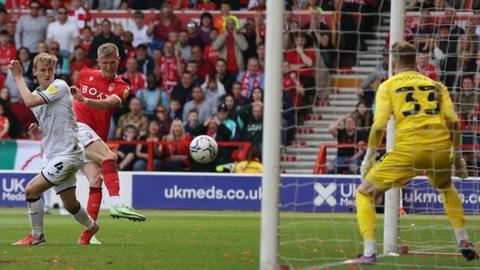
352, 41, 479, 264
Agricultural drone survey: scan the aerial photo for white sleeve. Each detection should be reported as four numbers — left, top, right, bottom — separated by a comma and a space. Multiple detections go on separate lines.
37, 80, 69, 104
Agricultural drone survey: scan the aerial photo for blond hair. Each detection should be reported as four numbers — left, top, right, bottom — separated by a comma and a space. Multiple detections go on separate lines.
33, 53, 57, 70
391, 41, 417, 67
97, 43, 119, 59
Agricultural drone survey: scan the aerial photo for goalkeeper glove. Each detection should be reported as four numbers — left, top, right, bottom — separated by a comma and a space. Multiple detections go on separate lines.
360, 149, 376, 179
454, 151, 468, 179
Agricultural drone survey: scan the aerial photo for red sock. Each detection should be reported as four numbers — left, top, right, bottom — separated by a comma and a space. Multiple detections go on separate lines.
87, 187, 102, 221
102, 159, 120, 197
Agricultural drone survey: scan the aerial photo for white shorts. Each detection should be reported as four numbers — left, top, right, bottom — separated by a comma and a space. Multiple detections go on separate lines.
77, 122, 102, 163
41, 154, 83, 194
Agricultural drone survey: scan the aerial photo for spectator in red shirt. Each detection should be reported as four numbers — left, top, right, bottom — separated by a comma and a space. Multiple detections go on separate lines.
122, 58, 147, 95
70, 45, 93, 76
155, 41, 185, 93
123, 31, 137, 59
197, 0, 217, 10
284, 32, 316, 113
191, 44, 215, 82
283, 63, 305, 108
79, 26, 93, 53
212, 18, 248, 75
162, 119, 192, 171
416, 51, 437, 81
204, 28, 220, 65
0, 30, 16, 74
148, 1, 183, 48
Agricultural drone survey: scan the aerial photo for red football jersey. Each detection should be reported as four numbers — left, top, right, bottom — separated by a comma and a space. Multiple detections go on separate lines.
74, 68, 130, 141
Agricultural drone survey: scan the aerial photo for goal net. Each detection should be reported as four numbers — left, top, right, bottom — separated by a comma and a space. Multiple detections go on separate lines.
273, 1, 480, 269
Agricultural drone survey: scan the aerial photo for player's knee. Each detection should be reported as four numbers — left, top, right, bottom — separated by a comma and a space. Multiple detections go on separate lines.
25, 188, 40, 200
434, 180, 452, 190
102, 150, 117, 163
62, 200, 79, 214
25, 183, 41, 200
89, 173, 104, 188
356, 182, 376, 197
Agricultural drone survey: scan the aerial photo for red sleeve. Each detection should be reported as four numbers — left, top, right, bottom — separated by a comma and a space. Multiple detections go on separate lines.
113, 79, 131, 102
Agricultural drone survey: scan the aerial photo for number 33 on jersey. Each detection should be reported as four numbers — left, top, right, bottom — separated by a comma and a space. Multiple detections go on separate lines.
374, 70, 458, 146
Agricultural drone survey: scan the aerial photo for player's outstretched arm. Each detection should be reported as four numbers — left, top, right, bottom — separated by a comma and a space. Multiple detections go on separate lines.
9, 60, 46, 108
360, 84, 390, 179
71, 86, 121, 110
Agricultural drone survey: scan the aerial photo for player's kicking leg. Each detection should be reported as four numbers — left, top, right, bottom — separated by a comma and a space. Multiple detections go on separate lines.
85, 139, 146, 222
82, 162, 104, 244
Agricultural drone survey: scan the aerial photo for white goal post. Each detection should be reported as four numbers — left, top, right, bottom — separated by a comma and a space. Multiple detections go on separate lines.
383, 0, 405, 255
259, 1, 284, 270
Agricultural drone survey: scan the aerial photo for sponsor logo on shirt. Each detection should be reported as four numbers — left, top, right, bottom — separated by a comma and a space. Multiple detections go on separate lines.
81, 85, 108, 100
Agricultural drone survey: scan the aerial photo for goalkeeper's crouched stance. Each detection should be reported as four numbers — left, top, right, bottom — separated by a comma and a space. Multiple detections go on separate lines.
352, 41, 479, 264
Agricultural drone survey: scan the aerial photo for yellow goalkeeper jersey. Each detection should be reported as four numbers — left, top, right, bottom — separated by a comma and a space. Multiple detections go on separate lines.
372, 70, 458, 149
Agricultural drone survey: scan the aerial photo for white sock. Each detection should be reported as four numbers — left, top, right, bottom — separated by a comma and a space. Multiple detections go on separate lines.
364, 240, 376, 257
27, 197, 44, 238
71, 202, 95, 230
43, 188, 51, 208
110, 196, 123, 208
454, 228, 468, 244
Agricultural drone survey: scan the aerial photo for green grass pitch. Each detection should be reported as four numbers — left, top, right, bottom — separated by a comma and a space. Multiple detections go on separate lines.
0, 208, 479, 270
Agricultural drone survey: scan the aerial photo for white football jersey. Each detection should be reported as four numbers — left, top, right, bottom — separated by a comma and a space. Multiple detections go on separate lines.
31, 79, 83, 159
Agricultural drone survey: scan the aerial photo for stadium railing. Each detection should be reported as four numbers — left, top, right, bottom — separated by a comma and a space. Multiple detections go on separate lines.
313, 142, 480, 174
107, 140, 252, 171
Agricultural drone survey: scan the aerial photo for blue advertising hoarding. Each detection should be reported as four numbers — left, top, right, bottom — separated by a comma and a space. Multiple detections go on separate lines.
0, 172, 36, 207
132, 174, 480, 214
0, 172, 478, 214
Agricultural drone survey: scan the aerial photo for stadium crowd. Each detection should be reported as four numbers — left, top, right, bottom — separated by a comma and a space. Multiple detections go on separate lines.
327, 1, 480, 175
0, 0, 479, 174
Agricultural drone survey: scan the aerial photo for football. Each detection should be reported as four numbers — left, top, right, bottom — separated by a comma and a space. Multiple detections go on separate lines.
189, 135, 218, 164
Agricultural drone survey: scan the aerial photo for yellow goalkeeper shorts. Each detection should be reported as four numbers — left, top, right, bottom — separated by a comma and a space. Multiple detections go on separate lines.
365, 144, 453, 191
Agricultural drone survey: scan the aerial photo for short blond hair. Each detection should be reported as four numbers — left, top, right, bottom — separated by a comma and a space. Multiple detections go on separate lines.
97, 43, 119, 59
33, 53, 57, 70
391, 41, 417, 67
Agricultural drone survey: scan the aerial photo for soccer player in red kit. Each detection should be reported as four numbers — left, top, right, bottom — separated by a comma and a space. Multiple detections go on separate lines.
71, 43, 145, 244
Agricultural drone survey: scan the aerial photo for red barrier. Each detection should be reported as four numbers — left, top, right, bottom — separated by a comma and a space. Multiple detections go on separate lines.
108, 140, 251, 171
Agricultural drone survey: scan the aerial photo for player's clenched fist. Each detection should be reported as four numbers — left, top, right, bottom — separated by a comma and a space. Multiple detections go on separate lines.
9, 60, 23, 78
70, 86, 87, 103
360, 149, 376, 180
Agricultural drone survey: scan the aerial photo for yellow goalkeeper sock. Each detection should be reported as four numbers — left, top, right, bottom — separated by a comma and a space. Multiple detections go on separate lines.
440, 185, 466, 241
356, 190, 376, 242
